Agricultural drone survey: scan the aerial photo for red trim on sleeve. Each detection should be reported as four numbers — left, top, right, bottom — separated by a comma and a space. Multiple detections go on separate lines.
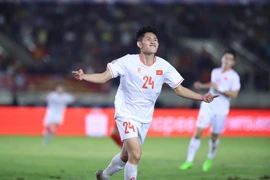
107, 64, 114, 78
172, 78, 184, 89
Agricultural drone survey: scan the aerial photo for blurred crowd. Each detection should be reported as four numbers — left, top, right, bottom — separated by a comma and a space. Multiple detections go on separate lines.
0, 3, 269, 93
189, 5, 270, 66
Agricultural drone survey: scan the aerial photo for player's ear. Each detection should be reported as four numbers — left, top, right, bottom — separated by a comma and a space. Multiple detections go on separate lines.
137, 41, 142, 48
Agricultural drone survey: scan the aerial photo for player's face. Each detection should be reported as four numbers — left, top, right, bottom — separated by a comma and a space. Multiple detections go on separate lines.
138, 32, 159, 54
221, 53, 235, 69
56, 86, 64, 94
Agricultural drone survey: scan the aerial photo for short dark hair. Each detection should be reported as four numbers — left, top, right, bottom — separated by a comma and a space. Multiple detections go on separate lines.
223, 50, 236, 60
136, 26, 158, 41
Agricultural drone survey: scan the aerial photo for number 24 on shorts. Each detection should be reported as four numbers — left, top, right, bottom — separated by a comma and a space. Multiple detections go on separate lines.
123, 121, 135, 134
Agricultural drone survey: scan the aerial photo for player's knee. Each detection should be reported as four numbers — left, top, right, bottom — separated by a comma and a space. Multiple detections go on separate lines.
194, 129, 204, 139
211, 133, 219, 141
46, 127, 54, 134
129, 150, 142, 163
49, 123, 58, 133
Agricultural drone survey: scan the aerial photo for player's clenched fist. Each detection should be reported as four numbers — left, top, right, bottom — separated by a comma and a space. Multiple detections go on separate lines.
72, 69, 85, 81
202, 92, 219, 103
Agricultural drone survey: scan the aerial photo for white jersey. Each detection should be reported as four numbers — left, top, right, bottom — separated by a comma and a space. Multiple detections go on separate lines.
200, 67, 241, 115
107, 54, 184, 123
44, 92, 74, 121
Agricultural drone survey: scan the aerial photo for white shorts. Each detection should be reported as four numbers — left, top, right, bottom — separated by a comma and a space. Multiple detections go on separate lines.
196, 108, 227, 134
115, 118, 151, 145
43, 111, 64, 127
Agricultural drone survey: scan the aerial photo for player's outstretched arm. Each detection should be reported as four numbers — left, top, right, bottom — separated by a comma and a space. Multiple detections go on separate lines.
193, 81, 212, 90
174, 85, 219, 103
72, 69, 112, 84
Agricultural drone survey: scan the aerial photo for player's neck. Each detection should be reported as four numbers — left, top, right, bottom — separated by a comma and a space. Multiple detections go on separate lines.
221, 67, 232, 73
139, 53, 156, 66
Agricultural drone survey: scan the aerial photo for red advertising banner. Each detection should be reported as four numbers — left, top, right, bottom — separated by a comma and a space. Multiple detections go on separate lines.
149, 109, 270, 137
0, 107, 269, 136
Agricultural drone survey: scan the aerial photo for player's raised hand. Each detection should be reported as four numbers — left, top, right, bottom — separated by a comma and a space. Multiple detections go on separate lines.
193, 82, 203, 90
202, 92, 219, 103
72, 69, 85, 81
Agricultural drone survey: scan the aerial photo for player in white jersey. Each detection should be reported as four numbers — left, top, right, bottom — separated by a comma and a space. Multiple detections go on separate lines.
43, 85, 74, 145
72, 26, 218, 180
179, 50, 241, 172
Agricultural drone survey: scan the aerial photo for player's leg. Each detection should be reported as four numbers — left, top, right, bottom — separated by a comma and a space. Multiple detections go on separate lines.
122, 120, 150, 180
202, 133, 219, 172
202, 115, 226, 172
179, 110, 211, 170
43, 122, 59, 145
96, 119, 141, 180
97, 144, 128, 180
44, 125, 53, 145
179, 127, 204, 170
43, 115, 51, 145
187, 127, 205, 162
110, 124, 123, 148
43, 112, 62, 145
43, 125, 52, 145
97, 137, 141, 180
124, 137, 141, 180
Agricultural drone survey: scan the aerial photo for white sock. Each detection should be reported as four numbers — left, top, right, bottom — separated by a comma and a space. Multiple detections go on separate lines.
186, 137, 201, 162
124, 162, 137, 180
207, 139, 220, 159
102, 153, 126, 180
43, 131, 54, 145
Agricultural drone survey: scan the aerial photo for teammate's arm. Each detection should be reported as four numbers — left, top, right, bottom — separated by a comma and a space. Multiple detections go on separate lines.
212, 75, 240, 99
193, 81, 212, 90
72, 69, 112, 83
174, 84, 219, 103
193, 69, 216, 90
211, 83, 239, 98
223, 90, 239, 98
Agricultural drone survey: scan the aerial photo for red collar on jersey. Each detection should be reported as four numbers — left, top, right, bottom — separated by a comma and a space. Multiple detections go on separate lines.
139, 54, 156, 66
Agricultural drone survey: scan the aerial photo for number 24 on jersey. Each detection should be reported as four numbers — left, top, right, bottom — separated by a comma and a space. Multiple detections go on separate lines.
142, 76, 154, 89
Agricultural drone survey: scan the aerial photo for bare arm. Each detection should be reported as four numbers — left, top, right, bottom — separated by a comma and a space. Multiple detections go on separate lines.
214, 85, 239, 98
212, 83, 239, 99
72, 69, 112, 83
223, 90, 239, 99
194, 81, 212, 90
174, 85, 219, 103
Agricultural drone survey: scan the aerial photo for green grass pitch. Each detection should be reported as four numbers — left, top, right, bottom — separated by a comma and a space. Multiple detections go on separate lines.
0, 136, 269, 180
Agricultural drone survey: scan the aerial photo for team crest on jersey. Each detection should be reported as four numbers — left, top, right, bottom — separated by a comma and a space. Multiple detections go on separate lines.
156, 70, 163, 75
137, 68, 141, 73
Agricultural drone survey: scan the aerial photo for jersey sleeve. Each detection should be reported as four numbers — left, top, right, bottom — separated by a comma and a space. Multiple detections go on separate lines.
231, 73, 241, 91
106, 55, 128, 78
164, 64, 184, 89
